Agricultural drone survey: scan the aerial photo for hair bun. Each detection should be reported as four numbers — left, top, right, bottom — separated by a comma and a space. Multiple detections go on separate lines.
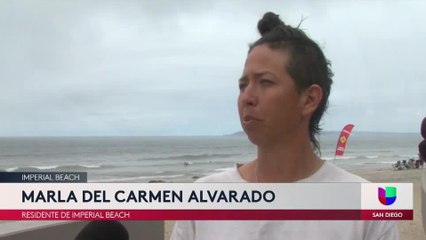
257, 12, 285, 36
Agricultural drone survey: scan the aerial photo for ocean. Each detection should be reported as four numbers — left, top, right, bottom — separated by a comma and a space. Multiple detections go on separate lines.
0, 132, 422, 183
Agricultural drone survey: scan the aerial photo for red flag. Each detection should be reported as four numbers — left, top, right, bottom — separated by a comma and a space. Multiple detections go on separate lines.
335, 124, 355, 157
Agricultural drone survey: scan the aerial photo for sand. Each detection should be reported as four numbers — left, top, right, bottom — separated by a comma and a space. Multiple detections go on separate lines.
164, 168, 426, 240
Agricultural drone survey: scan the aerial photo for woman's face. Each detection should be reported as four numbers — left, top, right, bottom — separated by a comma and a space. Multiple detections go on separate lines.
238, 44, 307, 145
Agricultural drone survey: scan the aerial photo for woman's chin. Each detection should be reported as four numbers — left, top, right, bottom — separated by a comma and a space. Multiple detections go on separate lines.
245, 131, 266, 146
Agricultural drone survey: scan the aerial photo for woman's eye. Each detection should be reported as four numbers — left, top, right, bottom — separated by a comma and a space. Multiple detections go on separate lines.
239, 83, 247, 91
260, 79, 274, 85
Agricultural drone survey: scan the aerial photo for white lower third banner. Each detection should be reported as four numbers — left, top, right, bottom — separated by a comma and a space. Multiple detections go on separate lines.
0, 183, 413, 220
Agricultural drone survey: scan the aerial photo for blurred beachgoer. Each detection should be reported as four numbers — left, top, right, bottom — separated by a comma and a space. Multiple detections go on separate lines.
420, 117, 426, 233
393, 160, 402, 170
171, 12, 398, 240
420, 117, 426, 164
409, 158, 415, 169
415, 156, 423, 168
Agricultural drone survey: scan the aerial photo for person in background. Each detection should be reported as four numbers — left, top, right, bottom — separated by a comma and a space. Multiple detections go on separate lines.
420, 117, 426, 233
419, 117, 426, 164
171, 12, 398, 240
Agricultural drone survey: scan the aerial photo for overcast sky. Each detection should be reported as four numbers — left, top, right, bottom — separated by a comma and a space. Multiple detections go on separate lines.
0, 0, 424, 136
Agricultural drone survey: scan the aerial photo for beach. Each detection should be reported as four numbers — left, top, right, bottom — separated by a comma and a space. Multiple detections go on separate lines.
164, 167, 426, 240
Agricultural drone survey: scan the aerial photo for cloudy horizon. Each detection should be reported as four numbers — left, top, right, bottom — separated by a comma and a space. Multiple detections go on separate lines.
1, 0, 424, 136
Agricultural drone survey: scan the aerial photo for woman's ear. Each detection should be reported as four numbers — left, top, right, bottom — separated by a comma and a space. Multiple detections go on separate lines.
301, 84, 323, 117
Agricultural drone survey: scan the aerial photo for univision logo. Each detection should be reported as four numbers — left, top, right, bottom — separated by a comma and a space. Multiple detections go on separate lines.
378, 186, 397, 206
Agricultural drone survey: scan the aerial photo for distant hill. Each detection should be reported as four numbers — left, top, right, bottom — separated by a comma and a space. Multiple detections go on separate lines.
226, 130, 417, 137
227, 131, 245, 136
228, 130, 350, 136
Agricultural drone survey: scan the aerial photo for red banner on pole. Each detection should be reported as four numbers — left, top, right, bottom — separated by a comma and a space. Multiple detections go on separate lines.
335, 124, 355, 157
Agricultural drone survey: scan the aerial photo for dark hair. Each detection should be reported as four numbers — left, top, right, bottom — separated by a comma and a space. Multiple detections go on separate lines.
420, 140, 426, 160
249, 12, 333, 153
420, 117, 426, 161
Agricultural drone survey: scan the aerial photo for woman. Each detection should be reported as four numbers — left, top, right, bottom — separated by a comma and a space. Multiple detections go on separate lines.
171, 12, 398, 240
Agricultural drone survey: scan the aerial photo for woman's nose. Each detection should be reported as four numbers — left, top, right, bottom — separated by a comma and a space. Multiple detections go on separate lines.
239, 84, 258, 106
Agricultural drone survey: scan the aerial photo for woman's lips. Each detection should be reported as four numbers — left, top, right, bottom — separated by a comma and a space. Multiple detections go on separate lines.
242, 115, 262, 123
